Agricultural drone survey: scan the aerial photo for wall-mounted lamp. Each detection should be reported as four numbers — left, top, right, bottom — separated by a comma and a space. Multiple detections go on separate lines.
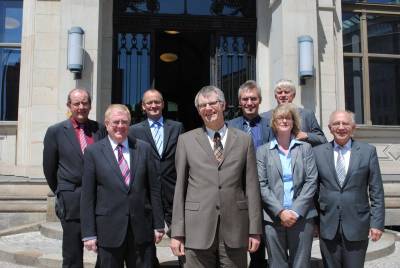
298, 35, 314, 85
67, 27, 85, 80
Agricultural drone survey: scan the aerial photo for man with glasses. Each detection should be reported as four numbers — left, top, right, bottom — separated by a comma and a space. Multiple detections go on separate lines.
81, 104, 164, 268
170, 86, 262, 267
43, 88, 107, 267
262, 79, 327, 147
313, 110, 385, 268
228, 80, 273, 267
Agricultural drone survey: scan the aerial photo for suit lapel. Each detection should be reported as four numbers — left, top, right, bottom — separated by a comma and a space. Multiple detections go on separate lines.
63, 120, 83, 160
290, 144, 299, 183
101, 139, 129, 193
343, 140, 361, 188
326, 142, 341, 188
143, 121, 158, 153
128, 139, 138, 190
162, 119, 172, 155
194, 128, 216, 164
270, 148, 283, 178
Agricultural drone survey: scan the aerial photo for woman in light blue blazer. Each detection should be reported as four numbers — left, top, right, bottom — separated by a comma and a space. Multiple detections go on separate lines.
257, 103, 318, 268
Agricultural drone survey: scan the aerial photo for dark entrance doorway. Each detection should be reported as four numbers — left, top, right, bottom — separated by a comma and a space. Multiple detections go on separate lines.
112, 0, 257, 130
155, 31, 209, 130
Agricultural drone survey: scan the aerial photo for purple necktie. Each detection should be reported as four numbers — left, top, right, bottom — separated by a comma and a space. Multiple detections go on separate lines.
117, 144, 131, 186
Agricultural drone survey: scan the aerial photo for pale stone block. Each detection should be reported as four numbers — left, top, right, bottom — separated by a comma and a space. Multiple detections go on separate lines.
35, 14, 60, 33
33, 69, 58, 88
34, 50, 59, 69
35, 33, 60, 50
36, 1, 60, 15
32, 87, 58, 106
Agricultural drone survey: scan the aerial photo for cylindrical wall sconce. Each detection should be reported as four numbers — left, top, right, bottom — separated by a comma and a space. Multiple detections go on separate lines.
67, 27, 85, 79
298, 35, 314, 84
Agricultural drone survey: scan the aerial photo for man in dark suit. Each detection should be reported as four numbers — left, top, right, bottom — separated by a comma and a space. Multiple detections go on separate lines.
129, 89, 184, 229
81, 104, 164, 268
228, 80, 272, 267
43, 88, 106, 268
170, 86, 262, 267
262, 79, 327, 147
313, 110, 385, 268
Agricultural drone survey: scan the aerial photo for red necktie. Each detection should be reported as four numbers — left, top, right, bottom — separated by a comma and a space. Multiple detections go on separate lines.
78, 124, 87, 153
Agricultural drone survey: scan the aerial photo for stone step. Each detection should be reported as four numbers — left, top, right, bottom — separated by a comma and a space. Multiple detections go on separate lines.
0, 222, 394, 268
0, 201, 46, 213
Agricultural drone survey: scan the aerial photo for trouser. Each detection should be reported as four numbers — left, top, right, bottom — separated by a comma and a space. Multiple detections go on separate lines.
60, 219, 84, 268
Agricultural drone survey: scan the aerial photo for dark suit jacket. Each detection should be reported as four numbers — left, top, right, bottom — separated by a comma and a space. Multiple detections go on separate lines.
227, 115, 273, 146
171, 127, 262, 249
262, 107, 327, 146
129, 119, 184, 219
313, 140, 385, 241
257, 141, 318, 222
80, 137, 164, 248
42, 119, 106, 220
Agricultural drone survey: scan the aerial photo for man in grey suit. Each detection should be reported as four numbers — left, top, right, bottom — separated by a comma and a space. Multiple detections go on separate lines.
43, 88, 106, 268
170, 86, 262, 267
313, 110, 385, 268
228, 80, 272, 267
262, 79, 327, 147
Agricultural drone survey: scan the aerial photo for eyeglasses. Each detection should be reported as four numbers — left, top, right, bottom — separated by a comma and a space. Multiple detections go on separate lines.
275, 116, 293, 122
330, 121, 352, 128
198, 100, 221, 109
109, 120, 130, 127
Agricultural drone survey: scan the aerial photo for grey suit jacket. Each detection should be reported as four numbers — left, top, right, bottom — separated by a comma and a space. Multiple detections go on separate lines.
257, 141, 318, 222
227, 115, 274, 146
261, 107, 327, 146
171, 127, 262, 249
313, 141, 385, 241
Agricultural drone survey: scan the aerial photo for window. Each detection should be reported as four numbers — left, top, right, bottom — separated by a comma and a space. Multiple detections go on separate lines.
0, 0, 23, 121
342, 1, 400, 125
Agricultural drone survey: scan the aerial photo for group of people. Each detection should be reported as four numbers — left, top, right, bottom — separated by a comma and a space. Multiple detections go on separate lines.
43, 79, 385, 268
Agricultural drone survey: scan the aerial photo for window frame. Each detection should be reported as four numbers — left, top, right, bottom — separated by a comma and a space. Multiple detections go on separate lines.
342, 2, 400, 125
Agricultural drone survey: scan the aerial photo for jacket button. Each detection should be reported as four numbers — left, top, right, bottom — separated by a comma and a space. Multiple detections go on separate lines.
219, 186, 222, 189
216, 205, 220, 210
337, 206, 340, 209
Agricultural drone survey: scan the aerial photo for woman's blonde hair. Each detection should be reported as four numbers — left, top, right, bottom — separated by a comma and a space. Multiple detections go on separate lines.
270, 103, 301, 136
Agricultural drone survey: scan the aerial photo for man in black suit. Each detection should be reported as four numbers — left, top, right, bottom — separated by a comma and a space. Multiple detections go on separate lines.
262, 79, 327, 147
228, 80, 272, 268
43, 88, 106, 268
314, 110, 385, 268
129, 89, 184, 229
81, 104, 164, 268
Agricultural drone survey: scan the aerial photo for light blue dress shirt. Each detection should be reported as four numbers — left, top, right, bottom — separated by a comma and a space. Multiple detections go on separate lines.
270, 137, 302, 210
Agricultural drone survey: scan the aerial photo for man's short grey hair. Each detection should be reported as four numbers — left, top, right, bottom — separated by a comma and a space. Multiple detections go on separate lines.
274, 79, 296, 95
328, 110, 356, 126
238, 80, 262, 101
194, 85, 226, 108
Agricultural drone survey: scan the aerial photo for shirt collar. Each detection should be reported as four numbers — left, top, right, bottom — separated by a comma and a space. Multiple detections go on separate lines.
70, 118, 87, 129
269, 136, 301, 150
148, 116, 164, 127
206, 124, 227, 140
108, 136, 129, 151
334, 139, 352, 151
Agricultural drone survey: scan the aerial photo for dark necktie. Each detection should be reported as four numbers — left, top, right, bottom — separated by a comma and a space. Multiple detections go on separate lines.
117, 144, 131, 186
213, 132, 224, 163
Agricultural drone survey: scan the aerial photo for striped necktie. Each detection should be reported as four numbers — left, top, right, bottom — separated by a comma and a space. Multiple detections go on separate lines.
213, 132, 224, 163
245, 121, 252, 135
336, 147, 346, 187
117, 144, 131, 186
78, 123, 87, 153
153, 121, 163, 156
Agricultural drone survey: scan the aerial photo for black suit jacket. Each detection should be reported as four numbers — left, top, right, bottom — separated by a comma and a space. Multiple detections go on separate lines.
227, 115, 273, 146
262, 107, 327, 146
129, 119, 184, 216
80, 137, 164, 247
42, 119, 106, 220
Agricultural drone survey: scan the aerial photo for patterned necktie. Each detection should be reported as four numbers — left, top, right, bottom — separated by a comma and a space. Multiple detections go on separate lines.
213, 132, 224, 163
153, 121, 163, 156
245, 121, 252, 135
336, 147, 346, 187
117, 144, 131, 186
78, 123, 87, 153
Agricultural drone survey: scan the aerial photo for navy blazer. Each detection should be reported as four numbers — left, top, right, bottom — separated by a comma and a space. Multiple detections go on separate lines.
228, 115, 273, 147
